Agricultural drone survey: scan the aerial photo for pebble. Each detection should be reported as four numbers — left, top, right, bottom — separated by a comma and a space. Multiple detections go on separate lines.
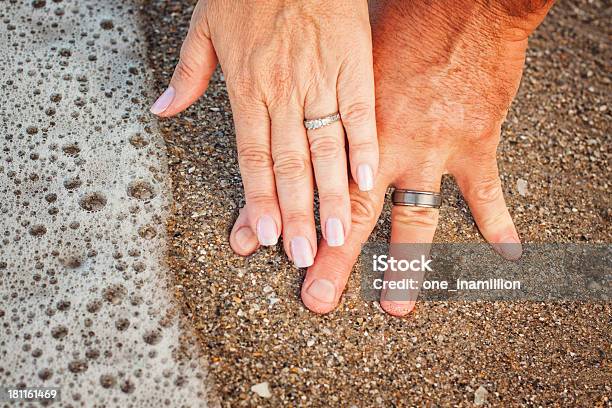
517, 178, 529, 196
474, 385, 489, 406
251, 382, 272, 398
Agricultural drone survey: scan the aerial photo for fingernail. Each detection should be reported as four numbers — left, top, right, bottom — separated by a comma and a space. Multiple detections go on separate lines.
256, 215, 278, 246
150, 86, 175, 115
235, 227, 256, 251
493, 238, 522, 260
325, 218, 344, 247
357, 164, 374, 192
290, 237, 314, 268
306, 279, 336, 303
381, 300, 415, 317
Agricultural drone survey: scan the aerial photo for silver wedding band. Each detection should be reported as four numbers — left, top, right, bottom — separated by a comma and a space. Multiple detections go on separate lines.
304, 112, 340, 130
392, 189, 442, 209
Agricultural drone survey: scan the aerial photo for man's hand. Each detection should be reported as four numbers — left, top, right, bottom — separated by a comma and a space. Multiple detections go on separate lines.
299, 0, 553, 315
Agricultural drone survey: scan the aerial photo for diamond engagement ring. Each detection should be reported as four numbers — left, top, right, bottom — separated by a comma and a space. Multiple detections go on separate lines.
304, 112, 341, 130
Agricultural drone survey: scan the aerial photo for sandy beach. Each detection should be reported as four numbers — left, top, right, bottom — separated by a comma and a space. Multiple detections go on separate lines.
141, 0, 610, 406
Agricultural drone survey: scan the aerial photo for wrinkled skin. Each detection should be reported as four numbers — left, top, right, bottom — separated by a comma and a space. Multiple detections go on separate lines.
152, 0, 379, 268
231, 0, 553, 316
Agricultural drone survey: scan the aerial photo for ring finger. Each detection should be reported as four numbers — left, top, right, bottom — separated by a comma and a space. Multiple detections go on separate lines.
381, 164, 443, 317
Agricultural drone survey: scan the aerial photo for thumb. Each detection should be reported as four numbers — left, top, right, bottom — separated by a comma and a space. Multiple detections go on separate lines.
301, 180, 387, 314
151, 7, 218, 117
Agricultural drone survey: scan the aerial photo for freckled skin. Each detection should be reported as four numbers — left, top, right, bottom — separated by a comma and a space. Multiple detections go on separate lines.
370, 0, 553, 177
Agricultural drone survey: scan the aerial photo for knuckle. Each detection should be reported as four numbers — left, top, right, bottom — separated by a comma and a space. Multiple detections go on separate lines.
262, 63, 295, 106
320, 267, 348, 286
398, 158, 442, 189
188, 20, 210, 43
479, 208, 510, 231
349, 139, 378, 155
458, 146, 498, 169
318, 192, 346, 206
341, 101, 374, 127
282, 210, 311, 226
464, 123, 502, 147
471, 176, 503, 205
273, 153, 310, 181
393, 208, 438, 229
175, 57, 198, 81
244, 190, 276, 207
350, 194, 377, 226
404, 133, 439, 151
238, 143, 272, 171
177, 33, 209, 81
309, 135, 343, 162
227, 74, 257, 100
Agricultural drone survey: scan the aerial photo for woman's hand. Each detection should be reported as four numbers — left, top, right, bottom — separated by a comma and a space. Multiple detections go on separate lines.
152, 0, 379, 267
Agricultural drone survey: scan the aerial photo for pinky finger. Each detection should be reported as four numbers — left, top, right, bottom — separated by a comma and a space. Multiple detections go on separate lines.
456, 161, 522, 260
337, 48, 378, 192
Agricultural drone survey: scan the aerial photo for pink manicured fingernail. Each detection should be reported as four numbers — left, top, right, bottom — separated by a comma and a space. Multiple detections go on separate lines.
290, 237, 314, 268
306, 279, 336, 303
150, 86, 175, 115
325, 218, 344, 247
256, 215, 278, 246
357, 164, 374, 191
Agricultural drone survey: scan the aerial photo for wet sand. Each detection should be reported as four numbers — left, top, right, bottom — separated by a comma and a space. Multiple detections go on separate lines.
142, 1, 610, 406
